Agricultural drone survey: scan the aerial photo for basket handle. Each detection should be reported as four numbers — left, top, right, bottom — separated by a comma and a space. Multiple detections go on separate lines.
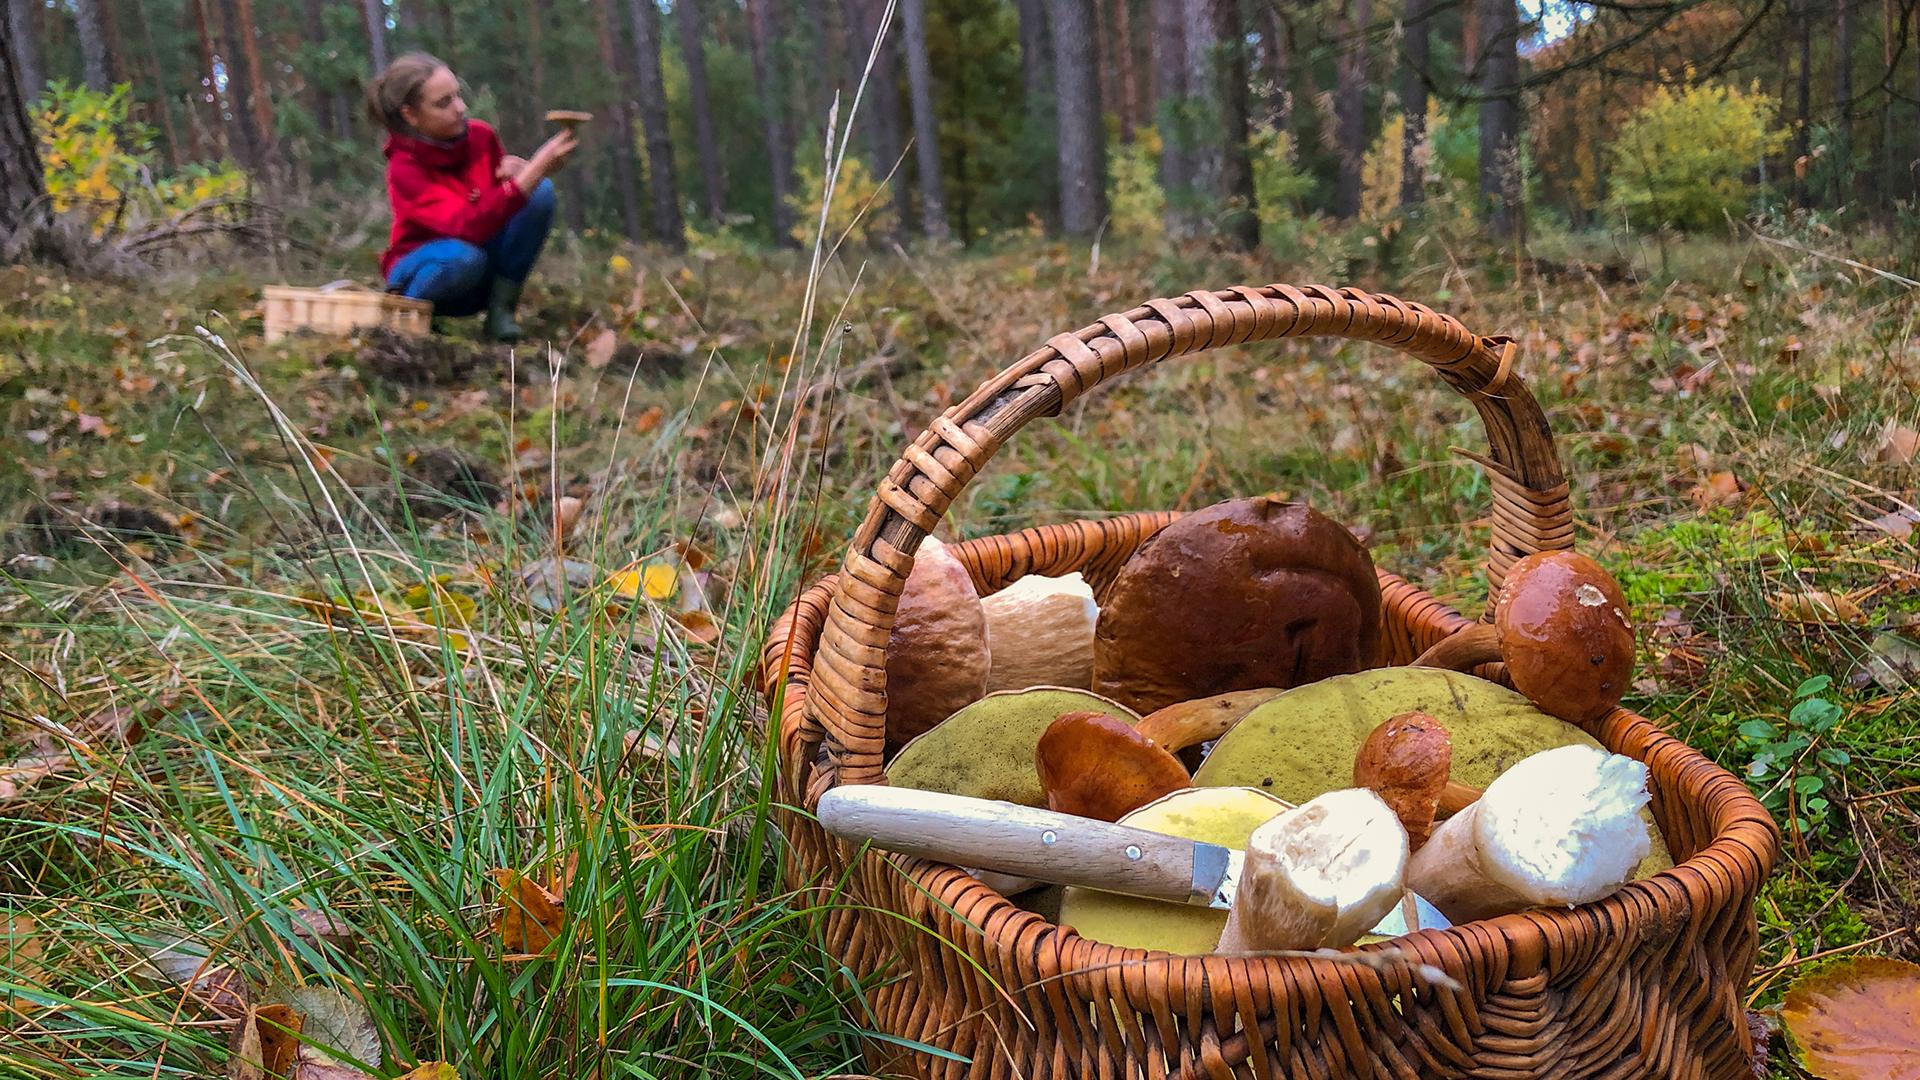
805, 284, 1573, 790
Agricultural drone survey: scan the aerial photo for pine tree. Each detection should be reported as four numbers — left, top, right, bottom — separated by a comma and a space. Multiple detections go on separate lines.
627, 0, 684, 249
0, 25, 44, 240
1048, 0, 1105, 235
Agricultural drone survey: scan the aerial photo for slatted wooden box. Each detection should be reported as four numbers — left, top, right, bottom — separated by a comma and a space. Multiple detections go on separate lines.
262, 282, 432, 342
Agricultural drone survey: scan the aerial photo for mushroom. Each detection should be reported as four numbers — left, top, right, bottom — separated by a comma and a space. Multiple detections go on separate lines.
1413, 550, 1635, 725
1134, 688, 1283, 758
884, 537, 992, 751
1405, 744, 1652, 924
1352, 711, 1482, 849
544, 109, 594, 131
1215, 788, 1409, 954
1092, 497, 1382, 715
886, 687, 1140, 806
1034, 711, 1190, 821
979, 573, 1099, 692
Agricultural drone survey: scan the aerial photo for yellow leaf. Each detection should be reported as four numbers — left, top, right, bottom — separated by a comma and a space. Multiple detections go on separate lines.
488, 869, 564, 957
395, 1066, 458, 1080
607, 562, 680, 601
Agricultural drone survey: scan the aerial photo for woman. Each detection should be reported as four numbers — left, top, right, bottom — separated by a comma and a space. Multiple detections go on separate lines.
367, 54, 578, 342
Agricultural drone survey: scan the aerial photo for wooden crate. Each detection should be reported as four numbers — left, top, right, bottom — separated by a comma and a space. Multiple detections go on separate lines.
262, 282, 433, 342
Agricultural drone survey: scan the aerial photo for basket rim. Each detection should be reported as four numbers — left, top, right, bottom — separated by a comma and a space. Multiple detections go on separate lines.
762, 512, 1781, 987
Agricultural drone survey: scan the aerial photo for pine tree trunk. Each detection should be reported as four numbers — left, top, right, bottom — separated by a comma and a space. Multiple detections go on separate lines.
1835, 0, 1853, 206
626, 0, 684, 249
900, 0, 949, 239
215, 0, 266, 170
1184, 0, 1220, 204
1477, 0, 1520, 242
74, 0, 116, 91
594, 0, 645, 241
1400, 0, 1430, 206
847, 0, 909, 237
1333, 0, 1371, 219
1014, 0, 1056, 227
7, 0, 44, 102
678, 0, 727, 220
1049, 0, 1105, 236
747, 0, 798, 245
1793, 0, 1810, 206
133, 0, 185, 167
363, 0, 389, 73
0, 25, 45, 240
189, 0, 225, 159
1255, 5, 1289, 131
1112, 0, 1138, 141
1153, 0, 1192, 238
232, 0, 275, 158
302, 0, 339, 140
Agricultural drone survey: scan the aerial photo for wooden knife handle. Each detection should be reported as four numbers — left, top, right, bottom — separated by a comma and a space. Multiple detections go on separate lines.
816, 785, 1205, 903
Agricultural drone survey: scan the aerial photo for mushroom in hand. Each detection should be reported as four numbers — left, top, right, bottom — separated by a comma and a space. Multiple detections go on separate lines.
1035, 711, 1190, 821
1413, 550, 1634, 724
1405, 744, 1651, 923
1215, 788, 1409, 954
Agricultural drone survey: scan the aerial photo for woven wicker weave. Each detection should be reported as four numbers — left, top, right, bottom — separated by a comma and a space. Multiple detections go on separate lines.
761, 284, 1779, 1078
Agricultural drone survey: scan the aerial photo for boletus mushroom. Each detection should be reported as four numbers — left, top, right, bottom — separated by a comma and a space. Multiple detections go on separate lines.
1035, 711, 1190, 821
884, 537, 992, 751
544, 109, 594, 130
1405, 744, 1651, 924
1215, 788, 1409, 954
1414, 550, 1634, 724
1352, 711, 1482, 849
1134, 688, 1284, 756
979, 573, 1099, 692
887, 687, 1140, 806
1092, 497, 1382, 715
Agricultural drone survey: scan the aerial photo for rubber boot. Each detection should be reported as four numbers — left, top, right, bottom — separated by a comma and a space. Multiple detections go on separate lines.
482, 276, 526, 343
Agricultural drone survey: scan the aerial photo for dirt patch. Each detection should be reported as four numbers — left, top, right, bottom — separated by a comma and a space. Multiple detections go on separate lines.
16, 501, 179, 555
399, 447, 504, 518
357, 328, 503, 386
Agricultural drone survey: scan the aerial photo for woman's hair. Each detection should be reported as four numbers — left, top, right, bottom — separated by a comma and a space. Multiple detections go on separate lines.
365, 53, 448, 132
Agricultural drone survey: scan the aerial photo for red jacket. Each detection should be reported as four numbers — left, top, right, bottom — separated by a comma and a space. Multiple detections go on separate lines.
379, 120, 529, 278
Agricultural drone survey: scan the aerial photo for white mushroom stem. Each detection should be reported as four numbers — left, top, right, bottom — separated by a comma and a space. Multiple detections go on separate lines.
1216, 788, 1409, 954
1406, 745, 1651, 924
980, 573, 1099, 693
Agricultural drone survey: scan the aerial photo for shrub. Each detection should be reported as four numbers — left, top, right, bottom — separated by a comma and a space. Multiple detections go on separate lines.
1605, 79, 1788, 231
33, 82, 248, 235
1108, 127, 1166, 241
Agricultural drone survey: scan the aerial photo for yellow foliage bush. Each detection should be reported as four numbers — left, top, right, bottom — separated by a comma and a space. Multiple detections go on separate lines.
787, 153, 897, 248
33, 82, 247, 235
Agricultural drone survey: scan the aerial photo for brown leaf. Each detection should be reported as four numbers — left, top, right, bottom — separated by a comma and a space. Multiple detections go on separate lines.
1771, 590, 1866, 624
1862, 506, 1920, 540
1879, 423, 1920, 465
490, 869, 564, 956
3, 913, 46, 1008
632, 404, 664, 434
584, 329, 618, 370
290, 909, 358, 953
1689, 470, 1744, 510
673, 609, 720, 645
230, 1003, 302, 1080
551, 496, 584, 543
1781, 957, 1920, 1080
145, 947, 252, 1018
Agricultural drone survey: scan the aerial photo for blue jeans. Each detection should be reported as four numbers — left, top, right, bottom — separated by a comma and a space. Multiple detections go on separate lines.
386, 179, 556, 317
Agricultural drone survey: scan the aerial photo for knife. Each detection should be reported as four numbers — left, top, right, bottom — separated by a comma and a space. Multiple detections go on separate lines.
816, 785, 1448, 936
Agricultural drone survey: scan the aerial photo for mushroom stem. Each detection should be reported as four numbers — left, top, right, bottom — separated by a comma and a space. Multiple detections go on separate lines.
1411, 623, 1500, 671
1216, 789, 1408, 954
1437, 781, 1483, 818
1406, 745, 1651, 924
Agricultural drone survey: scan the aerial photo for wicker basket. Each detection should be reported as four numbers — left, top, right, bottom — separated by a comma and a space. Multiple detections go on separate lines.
761, 284, 1780, 1079
262, 282, 432, 342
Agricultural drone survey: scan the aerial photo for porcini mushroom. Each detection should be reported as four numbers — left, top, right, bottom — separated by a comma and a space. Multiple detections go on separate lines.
1215, 788, 1409, 953
1413, 550, 1635, 724
887, 687, 1141, 806
544, 110, 593, 130
1092, 497, 1382, 715
1352, 711, 1481, 849
884, 537, 992, 751
979, 573, 1099, 692
1405, 744, 1652, 924
1035, 711, 1190, 821
1134, 688, 1284, 755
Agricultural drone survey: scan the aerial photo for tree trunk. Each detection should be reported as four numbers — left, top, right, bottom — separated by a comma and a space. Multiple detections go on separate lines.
1477, 0, 1521, 243
74, 0, 116, 91
1835, 0, 1853, 206
215, 0, 266, 171
1112, 0, 1138, 141
1793, 0, 1810, 206
593, 0, 645, 241
0, 25, 45, 240
1014, 0, 1056, 227
678, 0, 727, 220
627, 0, 685, 249
1207, 0, 1257, 248
301, 0, 340, 140
1333, 0, 1371, 219
189, 0, 225, 159
900, 0, 949, 239
1049, 0, 1105, 236
848, 0, 909, 237
7, 0, 44, 102
133, 0, 185, 166
747, 0, 798, 245
1153, 0, 1193, 238
1255, 4, 1290, 131
231, 0, 276, 157
363, 0, 389, 73
1400, 0, 1430, 206
1185, 0, 1220, 204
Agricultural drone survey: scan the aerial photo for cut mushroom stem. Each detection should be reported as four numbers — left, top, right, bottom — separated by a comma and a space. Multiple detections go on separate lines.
1406, 744, 1651, 924
1036, 711, 1190, 822
1216, 788, 1409, 954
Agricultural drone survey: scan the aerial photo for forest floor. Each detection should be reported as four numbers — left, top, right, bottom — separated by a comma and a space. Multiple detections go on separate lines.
1, 221, 1917, 1077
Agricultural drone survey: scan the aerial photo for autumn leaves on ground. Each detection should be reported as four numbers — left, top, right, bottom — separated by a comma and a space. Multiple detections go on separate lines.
3, 224, 1920, 1077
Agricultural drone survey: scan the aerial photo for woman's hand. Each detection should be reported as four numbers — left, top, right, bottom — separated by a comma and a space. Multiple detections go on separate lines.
496, 155, 529, 181
516, 129, 579, 194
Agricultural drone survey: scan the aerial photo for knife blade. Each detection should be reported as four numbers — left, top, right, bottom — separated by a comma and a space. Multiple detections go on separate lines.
815, 785, 1449, 935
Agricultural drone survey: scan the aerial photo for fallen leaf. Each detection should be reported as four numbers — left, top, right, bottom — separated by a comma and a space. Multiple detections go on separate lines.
293, 1054, 374, 1080
551, 496, 584, 542
394, 1066, 457, 1080
230, 1002, 301, 1080
1861, 506, 1920, 540
1780, 956, 1920, 1080
290, 909, 358, 953
1853, 632, 1920, 692
1878, 423, 1919, 465
490, 869, 564, 956
632, 404, 664, 434
1772, 590, 1867, 624
286, 986, 380, 1071
585, 328, 618, 370
2, 913, 46, 1008
608, 561, 680, 602
674, 609, 720, 645
0, 750, 69, 801
1690, 470, 1744, 509
143, 946, 252, 1017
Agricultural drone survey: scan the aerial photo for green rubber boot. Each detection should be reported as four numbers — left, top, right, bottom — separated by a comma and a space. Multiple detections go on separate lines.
483, 276, 526, 343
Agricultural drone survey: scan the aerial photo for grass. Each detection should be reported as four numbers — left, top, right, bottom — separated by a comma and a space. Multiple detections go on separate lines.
1, 212, 1918, 1077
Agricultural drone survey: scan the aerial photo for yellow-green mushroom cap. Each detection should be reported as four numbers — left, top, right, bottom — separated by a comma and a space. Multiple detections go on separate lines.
886, 687, 1140, 807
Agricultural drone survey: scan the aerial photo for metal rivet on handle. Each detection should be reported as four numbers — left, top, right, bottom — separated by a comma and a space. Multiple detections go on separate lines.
1124, 845, 1142, 861
1041, 830, 1057, 846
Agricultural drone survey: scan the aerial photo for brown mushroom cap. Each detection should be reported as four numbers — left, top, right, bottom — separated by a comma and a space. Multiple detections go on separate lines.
1035, 711, 1191, 821
1492, 551, 1634, 724
1353, 711, 1453, 849
1091, 497, 1381, 715
884, 537, 991, 750
544, 110, 594, 125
